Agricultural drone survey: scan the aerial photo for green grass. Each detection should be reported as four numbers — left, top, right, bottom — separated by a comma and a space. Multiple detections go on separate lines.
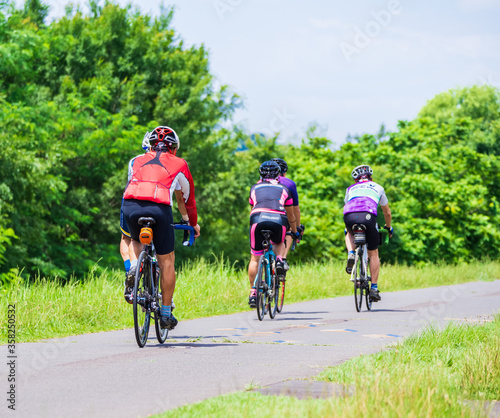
1, 259, 499, 343
155, 316, 500, 417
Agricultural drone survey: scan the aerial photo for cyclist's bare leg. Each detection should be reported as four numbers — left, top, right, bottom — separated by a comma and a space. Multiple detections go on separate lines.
283, 234, 293, 258
120, 234, 131, 262
273, 241, 285, 259
367, 249, 380, 284
345, 232, 355, 252
248, 254, 260, 286
157, 251, 176, 306
130, 238, 142, 261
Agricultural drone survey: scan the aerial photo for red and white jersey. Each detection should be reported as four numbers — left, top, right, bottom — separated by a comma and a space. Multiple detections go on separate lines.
123, 150, 197, 226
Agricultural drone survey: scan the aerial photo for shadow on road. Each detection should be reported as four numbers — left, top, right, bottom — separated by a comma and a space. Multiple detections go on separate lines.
368, 309, 416, 312
281, 311, 329, 315
274, 317, 324, 321
155, 342, 239, 348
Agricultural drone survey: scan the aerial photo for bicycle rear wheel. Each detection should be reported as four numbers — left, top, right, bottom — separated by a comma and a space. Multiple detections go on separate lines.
268, 272, 278, 319
256, 256, 267, 321
153, 264, 169, 343
352, 252, 363, 312
134, 251, 152, 347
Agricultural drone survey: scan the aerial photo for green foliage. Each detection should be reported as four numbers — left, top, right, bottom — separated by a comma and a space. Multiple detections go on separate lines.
0, 0, 498, 278
0, 0, 239, 277
275, 86, 500, 264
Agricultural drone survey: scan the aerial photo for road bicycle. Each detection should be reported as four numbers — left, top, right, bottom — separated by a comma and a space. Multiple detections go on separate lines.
350, 224, 373, 312
133, 218, 194, 347
277, 226, 304, 313
253, 230, 280, 321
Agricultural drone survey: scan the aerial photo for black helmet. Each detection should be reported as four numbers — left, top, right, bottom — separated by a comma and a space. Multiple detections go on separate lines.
259, 161, 281, 180
271, 158, 288, 175
351, 165, 373, 181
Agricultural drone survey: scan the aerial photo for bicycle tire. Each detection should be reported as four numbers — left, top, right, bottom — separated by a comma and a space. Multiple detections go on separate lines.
153, 264, 169, 343
276, 276, 285, 313
365, 264, 373, 311
133, 251, 151, 347
268, 268, 278, 319
255, 256, 266, 321
353, 251, 363, 312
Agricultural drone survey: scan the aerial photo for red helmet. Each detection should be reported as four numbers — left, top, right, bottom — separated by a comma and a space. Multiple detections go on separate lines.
146, 126, 180, 151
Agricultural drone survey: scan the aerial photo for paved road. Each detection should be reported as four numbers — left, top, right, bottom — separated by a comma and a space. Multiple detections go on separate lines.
3, 280, 499, 417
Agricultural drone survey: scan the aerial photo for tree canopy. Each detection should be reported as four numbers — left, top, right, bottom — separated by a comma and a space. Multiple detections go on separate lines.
0, 0, 498, 281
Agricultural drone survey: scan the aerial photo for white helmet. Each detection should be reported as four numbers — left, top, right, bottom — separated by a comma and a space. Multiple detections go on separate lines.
351, 165, 373, 181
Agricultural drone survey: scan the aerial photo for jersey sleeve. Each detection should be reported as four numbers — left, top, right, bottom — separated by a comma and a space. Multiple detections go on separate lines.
290, 181, 299, 206
283, 186, 293, 206
177, 160, 198, 227
379, 187, 388, 206
249, 185, 256, 206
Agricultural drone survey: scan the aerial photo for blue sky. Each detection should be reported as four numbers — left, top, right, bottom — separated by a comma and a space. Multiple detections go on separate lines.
40, 0, 500, 146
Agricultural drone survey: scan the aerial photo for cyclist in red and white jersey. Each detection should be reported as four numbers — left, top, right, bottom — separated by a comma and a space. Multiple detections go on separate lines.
247, 161, 299, 307
122, 126, 200, 330
343, 165, 393, 301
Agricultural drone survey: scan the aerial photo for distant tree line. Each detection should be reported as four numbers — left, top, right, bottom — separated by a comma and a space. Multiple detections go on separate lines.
0, 0, 498, 281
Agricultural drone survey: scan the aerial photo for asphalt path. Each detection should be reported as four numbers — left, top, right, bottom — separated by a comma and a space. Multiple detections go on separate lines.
3, 280, 499, 417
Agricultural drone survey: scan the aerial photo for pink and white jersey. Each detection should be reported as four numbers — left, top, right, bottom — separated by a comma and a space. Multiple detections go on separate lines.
249, 180, 293, 215
343, 180, 388, 216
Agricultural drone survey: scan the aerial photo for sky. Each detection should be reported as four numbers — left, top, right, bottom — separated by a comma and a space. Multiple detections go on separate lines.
38, 0, 500, 146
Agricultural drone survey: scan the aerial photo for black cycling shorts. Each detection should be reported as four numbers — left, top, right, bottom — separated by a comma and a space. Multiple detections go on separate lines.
120, 198, 131, 238
249, 212, 289, 256
344, 211, 379, 251
122, 199, 175, 255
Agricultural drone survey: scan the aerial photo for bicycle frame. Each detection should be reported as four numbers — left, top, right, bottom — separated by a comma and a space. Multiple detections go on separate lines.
253, 243, 276, 292
356, 243, 368, 280
254, 230, 280, 320
351, 224, 372, 312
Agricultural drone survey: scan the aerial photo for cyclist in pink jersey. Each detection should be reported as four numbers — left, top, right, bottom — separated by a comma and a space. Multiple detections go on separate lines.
343, 165, 393, 301
247, 161, 299, 308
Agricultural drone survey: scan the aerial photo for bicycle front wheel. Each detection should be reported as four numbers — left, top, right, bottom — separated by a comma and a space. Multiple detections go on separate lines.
276, 276, 285, 313
268, 271, 278, 319
255, 256, 267, 321
352, 252, 363, 312
365, 263, 373, 311
133, 251, 152, 347
153, 264, 169, 343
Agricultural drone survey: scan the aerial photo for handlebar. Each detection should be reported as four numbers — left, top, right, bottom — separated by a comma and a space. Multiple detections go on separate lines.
173, 222, 195, 247
286, 224, 305, 252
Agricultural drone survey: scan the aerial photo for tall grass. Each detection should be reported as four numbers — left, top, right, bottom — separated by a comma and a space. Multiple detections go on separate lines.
2, 259, 499, 343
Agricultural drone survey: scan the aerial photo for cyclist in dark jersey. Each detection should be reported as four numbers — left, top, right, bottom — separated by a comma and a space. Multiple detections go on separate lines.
247, 161, 299, 307
272, 158, 302, 271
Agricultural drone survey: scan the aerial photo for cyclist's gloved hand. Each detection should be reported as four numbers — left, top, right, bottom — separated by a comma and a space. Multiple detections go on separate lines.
297, 224, 305, 237
180, 218, 189, 225
293, 231, 301, 242
383, 225, 393, 238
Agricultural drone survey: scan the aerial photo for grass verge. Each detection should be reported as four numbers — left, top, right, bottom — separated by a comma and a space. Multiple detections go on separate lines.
155, 316, 500, 417
1, 259, 499, 343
